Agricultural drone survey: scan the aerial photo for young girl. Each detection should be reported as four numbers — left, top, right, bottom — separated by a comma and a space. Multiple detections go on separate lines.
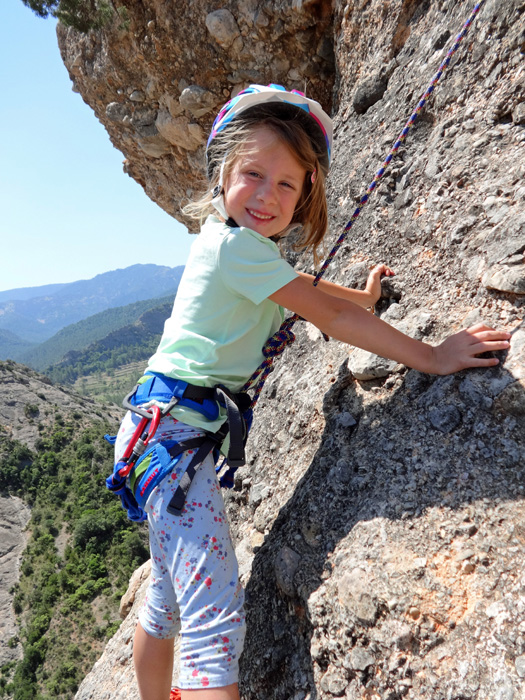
114, 84, 510, 700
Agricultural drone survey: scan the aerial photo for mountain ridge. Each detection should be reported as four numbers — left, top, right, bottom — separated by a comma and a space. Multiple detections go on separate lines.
20, 295, 173, 372
0, 263, 184, 346
0, 282, 69, 303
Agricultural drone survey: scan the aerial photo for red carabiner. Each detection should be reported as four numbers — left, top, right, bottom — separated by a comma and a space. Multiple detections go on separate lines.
117, 406, 162, 478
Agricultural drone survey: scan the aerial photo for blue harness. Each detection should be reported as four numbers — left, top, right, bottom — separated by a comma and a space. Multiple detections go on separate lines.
105, 373, 252, 522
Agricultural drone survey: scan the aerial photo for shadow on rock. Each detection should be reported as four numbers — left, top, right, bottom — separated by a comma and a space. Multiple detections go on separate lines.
239, 325, 525, 700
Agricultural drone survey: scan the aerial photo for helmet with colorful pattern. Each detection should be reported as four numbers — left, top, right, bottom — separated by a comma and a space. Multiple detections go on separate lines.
206, 83, 333, 177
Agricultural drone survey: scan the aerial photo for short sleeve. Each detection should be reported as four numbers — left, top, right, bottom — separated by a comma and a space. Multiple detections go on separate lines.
218, 227, 298, 305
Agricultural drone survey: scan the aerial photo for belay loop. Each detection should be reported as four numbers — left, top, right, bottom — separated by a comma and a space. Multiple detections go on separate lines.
243, 0, 486, 409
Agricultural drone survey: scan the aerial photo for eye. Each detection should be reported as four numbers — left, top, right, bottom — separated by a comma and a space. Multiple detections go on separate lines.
247, 170, 261, 178
280, 181, 295, 190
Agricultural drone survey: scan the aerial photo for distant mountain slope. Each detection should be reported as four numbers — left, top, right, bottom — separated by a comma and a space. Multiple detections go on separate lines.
0, 329, 36, 361
0, 282, 69, 303
0, 264, 184, 344
46, 300, 172, 387
21, 294, 174, 371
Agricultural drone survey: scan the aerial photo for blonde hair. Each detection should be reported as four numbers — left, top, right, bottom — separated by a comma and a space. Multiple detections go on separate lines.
183, 106, 329, 262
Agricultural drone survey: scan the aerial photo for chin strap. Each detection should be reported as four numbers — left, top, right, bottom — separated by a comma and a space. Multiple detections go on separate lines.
211, 187, 229, 220
211, 156, 229, 219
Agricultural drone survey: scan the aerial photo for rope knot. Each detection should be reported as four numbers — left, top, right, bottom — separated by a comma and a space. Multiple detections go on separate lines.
262, 328, 296, 359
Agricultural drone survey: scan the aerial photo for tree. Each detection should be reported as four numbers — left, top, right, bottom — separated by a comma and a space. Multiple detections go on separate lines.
21, 0, 114, 33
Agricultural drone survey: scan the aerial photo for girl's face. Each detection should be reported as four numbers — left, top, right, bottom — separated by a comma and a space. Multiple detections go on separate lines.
223, 127, 307, 239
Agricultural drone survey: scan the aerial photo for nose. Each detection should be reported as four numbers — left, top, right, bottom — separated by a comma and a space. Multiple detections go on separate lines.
256, 179, 277, 205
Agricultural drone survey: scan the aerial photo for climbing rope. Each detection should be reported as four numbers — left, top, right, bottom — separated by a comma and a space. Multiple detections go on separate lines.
242, 0, 486, 407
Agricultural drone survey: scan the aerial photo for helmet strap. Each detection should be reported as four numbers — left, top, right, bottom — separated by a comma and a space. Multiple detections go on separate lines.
211, 156, 229, 220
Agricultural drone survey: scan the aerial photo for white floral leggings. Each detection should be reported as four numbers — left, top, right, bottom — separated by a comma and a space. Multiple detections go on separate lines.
115, 411, 246, 690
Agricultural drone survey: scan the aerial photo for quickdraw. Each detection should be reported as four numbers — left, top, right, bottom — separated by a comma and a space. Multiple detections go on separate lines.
117, 405, 162, 479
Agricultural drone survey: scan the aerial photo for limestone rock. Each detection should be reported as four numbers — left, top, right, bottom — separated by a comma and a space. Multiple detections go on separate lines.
512, 102, 525, 124
205, 9, 242, 50
0, 496, 30, 667
347, 346, 399, 381
56, 0, 334, 232
353, 72, 389, 115
482, 263, 525, 295
119, 560, 151, 620
179, 85, 220, 118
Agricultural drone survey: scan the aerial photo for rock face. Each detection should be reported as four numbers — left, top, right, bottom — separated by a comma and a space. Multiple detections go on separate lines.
56, 0, 334, 231
0, 361, 121, 450
0, 496, 31, 668
53, 0, 525, 698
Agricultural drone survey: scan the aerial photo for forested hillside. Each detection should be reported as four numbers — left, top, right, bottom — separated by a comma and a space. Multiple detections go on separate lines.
44, 300, 172, 404
0, 264, 183, 351
0, 366, 148, 700
0, 332, 34, 362
22, 296, 173, 372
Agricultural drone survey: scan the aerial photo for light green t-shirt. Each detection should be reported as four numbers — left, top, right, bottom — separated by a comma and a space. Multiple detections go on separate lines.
146, 216, 298, 431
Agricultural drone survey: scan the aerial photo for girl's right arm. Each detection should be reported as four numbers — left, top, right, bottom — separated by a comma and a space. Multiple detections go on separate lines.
269, 277, 511, 376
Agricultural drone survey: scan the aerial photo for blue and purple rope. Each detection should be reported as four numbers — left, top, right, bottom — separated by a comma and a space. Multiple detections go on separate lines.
242, 0, 485, 406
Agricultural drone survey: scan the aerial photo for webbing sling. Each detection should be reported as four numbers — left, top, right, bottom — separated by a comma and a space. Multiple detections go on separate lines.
166, 435, 220, 516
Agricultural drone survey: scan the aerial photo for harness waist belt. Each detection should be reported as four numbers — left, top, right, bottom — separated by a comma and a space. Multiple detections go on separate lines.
129, 372, 221, 421
109, 372, 252, 521
124, 372, 251, 469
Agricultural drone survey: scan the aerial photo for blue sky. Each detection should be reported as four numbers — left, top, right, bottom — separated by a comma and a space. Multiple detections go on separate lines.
0, 0, 193, 294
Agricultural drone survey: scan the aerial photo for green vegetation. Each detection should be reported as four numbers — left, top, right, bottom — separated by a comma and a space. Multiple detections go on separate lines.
72, 360, 146, 406
0, 413, 149, 699
21, 0, 114, 33
43, 301, 172, 403
22, 297, 173, 372
47, 331, 160, 388
0, 330, 35, 363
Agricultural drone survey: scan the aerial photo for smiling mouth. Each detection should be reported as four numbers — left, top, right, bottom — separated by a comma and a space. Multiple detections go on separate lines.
247, 209, 274, 221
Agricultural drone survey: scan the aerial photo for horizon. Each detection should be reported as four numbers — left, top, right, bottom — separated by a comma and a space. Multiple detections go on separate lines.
0, 260, 187, 297
1, 1, 194, 293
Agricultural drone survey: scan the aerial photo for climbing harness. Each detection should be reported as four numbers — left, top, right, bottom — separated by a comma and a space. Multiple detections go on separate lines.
105, 373, 251, 521
106, 0, 485, 520
241, 0, 486, 407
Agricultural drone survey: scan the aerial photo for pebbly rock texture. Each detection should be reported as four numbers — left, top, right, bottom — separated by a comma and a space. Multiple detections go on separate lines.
50, 0, 525, 698
233, 1, 525, 698
56, 0, 334, 232
0, 496, 31, 668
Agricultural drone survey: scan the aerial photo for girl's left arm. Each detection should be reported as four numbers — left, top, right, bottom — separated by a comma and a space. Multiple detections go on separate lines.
269, 276, 510, 375
298, 264, 394, 309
